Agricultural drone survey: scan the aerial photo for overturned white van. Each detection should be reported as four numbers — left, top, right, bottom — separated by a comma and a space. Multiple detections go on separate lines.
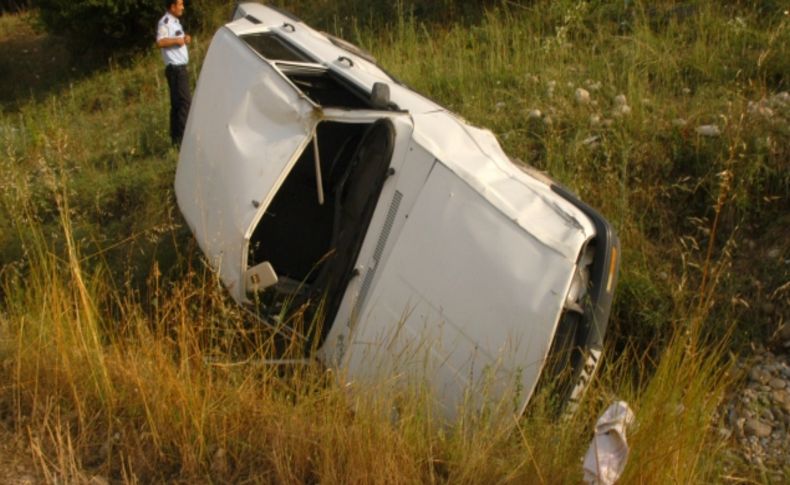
175, 2, 620, 417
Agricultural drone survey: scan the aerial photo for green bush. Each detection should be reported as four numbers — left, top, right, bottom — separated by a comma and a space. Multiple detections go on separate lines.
33, 0, 231, 55
270, 0, 500, 27
1, 0, 31, 13
35, 0, 159, 52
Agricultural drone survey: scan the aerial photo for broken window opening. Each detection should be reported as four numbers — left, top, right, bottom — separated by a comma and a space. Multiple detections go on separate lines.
248, 119, 396, 349
281, 67, 375, 109
241, 32, 386, 110
241, 32, 316, 63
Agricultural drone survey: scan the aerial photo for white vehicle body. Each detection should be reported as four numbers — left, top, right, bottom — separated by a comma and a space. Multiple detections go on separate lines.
175, 2, 620, 417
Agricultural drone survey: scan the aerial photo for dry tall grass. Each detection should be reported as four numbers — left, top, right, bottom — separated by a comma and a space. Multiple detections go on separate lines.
3, 1, 787, 482
0, 190, 734, 483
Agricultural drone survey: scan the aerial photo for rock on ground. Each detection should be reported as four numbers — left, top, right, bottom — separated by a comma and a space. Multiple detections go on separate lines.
721, 348, 790, 472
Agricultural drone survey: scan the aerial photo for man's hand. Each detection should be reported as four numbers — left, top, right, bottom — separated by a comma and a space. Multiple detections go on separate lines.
157, 36, 188, 48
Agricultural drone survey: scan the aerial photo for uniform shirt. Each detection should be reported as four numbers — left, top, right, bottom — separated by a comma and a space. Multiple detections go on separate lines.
157, 12, 189, 66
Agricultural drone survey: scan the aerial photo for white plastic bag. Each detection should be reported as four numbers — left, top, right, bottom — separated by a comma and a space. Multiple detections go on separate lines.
582, 401, 635, 485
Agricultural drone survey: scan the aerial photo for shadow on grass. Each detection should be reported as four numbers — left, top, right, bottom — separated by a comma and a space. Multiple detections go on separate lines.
0, 14, 107, 111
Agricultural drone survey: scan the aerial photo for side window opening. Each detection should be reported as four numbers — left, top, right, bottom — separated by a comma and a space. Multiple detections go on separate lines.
240, 32, 385, 110
248, 119, 396, 348
241, 32, 316, 63
283, 69, 373, 109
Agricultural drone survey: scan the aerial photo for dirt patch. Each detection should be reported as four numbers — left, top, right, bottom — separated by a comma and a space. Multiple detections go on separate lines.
0, 422, 42, 485
0, 12, 87, 111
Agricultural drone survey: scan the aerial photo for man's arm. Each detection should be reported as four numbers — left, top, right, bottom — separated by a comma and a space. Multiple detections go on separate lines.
157, 34, 191, 49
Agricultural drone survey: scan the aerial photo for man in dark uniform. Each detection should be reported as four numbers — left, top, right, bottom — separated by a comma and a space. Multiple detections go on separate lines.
156, 0, 191, 146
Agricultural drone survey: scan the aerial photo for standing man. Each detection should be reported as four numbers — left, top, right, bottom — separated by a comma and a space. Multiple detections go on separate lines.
157, 0, 191, 146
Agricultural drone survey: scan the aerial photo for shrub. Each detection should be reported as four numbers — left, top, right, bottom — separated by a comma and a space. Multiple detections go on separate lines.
269, 0, 501, 27
33, 0, 231, 55
1, 0, 31, 13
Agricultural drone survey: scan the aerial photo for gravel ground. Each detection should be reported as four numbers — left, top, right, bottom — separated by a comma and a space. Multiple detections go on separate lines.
718, 341, 790, 481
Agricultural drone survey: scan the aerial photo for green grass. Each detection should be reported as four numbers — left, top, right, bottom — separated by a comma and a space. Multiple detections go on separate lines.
1, 1, 788, 482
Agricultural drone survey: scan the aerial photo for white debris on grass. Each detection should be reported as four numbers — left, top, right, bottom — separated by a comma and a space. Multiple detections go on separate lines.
747, 92, 789, 120
528, 109, 543, 120
613, 104, 632, 117
583, 401, 635, 485
547, 80, 557, 98
582, 135, 600, 148
696, 124, 721, 137
575, 87, 591, 105
585, 79, 602, 91
612, 94, 631, 117
748, 101, 775, 119
672, 118, 687, 128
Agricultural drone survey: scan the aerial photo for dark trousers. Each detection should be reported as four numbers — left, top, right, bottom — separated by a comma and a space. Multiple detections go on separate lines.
165, 64, 191, 146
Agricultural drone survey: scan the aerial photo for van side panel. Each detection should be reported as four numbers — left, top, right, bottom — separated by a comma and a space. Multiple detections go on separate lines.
341, 163, 576, 416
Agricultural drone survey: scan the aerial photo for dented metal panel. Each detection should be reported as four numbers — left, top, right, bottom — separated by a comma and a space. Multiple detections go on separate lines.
341, 163, 578, 416
176, 2, 620, 419
175, 27, 315, 302
411, 112, 595, 261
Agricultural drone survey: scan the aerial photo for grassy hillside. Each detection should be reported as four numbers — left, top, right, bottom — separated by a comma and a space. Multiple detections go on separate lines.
0, 2, 788, 482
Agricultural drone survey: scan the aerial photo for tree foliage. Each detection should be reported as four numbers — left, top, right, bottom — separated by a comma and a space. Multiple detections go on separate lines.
32, 0, 229, 54
30, 0, 501, 55
35, 0, 160, 51
273, 0, 501, 27
1, 0, 31, 13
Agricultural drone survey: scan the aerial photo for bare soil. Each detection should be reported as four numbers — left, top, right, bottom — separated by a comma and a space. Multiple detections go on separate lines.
0, 422, 41, 485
